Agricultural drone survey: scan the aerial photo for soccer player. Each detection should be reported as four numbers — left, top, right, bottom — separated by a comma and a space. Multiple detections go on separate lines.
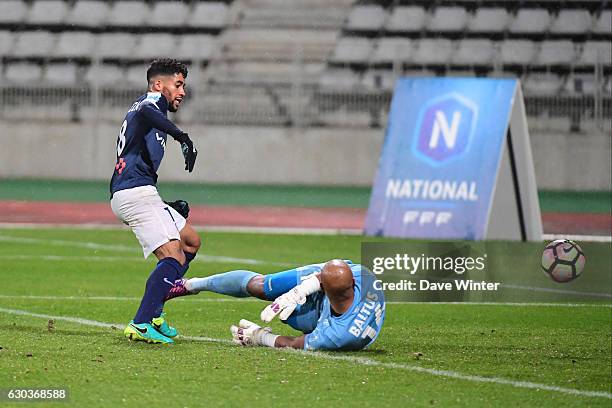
110, 58, 200, 345
166, 260, 386, 351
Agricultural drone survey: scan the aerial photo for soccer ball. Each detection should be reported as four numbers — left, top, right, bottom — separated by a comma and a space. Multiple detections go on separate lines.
541, 239, 586, 283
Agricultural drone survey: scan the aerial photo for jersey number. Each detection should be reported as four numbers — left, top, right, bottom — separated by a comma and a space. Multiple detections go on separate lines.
116, 120, 128, 157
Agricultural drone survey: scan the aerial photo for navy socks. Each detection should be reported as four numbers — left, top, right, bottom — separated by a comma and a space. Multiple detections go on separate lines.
133, 257, 183, 324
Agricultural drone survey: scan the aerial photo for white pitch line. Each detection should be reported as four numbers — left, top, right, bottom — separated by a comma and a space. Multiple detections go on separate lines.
0, 307, 226, 344
0, 235, 294, 267
0, 222, 363, 236
1, 249, 611, 299
3, 224, 612, 242
1, 234, 610, 298
2, 250, 609, 299
502, 283, 612, 299
0, 294, 259, 303
0, 306, 610, 400
2, 224, 611, 242
0, 294, 610, 308
0, 253, 293, 267
542, 234, 611, 243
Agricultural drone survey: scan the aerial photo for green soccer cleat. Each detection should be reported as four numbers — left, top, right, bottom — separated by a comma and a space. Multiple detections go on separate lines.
124, 321, 174, 344
152, 313, 179, 338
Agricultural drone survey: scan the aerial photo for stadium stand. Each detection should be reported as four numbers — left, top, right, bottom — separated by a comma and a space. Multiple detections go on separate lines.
186, 2, 229, 29
5, 62, 42, 83
54, 32, 96, 60
0, 0, 610, 132
106, 1, 150, 27
428, 6, 469, 33
27, 0, 69, 25
0, 0, 28, 24
508, 8, 552, 34
386, 6, 427, 33
347, 5, 387, 31
65, 0, 110, 27
467, 7, 511, 33
44, 63, 78, 85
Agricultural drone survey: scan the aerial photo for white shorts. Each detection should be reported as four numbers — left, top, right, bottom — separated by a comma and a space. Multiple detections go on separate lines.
110, 185, 186, 258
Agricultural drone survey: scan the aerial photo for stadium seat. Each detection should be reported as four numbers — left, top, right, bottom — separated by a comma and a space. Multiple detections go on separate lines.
499, 39, 537, 65
240, 5, 345, 30
222, 29, 336, 63
371, 38, 413, 64
564, 74, 598, 94
361, 70, 397, 90
509, 9, 551, 34
604, 76, 612, 94
593, 10, 612, 34
331, 38, 373, 64
0, 0, 27, 24
580, 41, 612, 66
54, 32, 96, 59
402, 69, 436, 77
428, 6, 468, 33
413, 39, 453, 65
95, 33, 137, 59
318, 70, 360, 89
84, 64, 125, 85
451, 39, 495, 66
386, 6, 427, 33
44, 63, 78, 85
467, 8, 510, 33
175, 35, 218, 61
446, 70, 477, 77
535, 40, 576, 65
126, 65, 148, 87
0, 31, 13, 56
149, 2, 189, 27
5, 63, 43, 83
186, 2, 229, 29
346, 5, 387, 31
11, 31, 56, 58
27, 0, 68, 25
549, 10, 592, 34
133, 34, 177, 60
522, 73, 563, 95
106, 1, 150, 27
65, 0, 110, 27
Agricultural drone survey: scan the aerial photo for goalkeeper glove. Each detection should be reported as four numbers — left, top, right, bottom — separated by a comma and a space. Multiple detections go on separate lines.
174, 133, 197, 172
164, 200, 190, 219
230, 319, 278, 347
260, 273, 321, 323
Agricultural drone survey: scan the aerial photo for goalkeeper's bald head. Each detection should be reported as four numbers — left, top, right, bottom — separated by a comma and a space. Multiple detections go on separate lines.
320, 260, 354, 303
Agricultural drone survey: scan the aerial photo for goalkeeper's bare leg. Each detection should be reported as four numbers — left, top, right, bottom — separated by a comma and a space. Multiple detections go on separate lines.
164, 264, 324, 302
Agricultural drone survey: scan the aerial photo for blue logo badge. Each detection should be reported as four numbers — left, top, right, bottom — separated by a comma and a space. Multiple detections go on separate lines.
413, 93, 479, 166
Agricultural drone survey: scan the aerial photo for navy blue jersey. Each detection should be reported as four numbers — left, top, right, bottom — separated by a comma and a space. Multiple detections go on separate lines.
110, 92, 185, 196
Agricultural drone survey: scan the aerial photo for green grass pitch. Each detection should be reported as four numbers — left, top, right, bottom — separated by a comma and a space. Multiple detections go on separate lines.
0, 228, 610, 407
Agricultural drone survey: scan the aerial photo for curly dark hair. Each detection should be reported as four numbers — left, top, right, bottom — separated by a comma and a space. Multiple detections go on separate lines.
146, 58, 188, 84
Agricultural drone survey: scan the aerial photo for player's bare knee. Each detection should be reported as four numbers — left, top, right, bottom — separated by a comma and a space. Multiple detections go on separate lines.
246, 275, 266, 300
187, 233, 201, 252
180, 224, 201, 253
154, 240, 186, 265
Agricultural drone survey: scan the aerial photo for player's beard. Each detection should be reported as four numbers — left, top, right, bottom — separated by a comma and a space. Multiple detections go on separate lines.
168, 100, 180, 112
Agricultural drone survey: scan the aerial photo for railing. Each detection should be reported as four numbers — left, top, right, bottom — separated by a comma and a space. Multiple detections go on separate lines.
0, 80, 610, 133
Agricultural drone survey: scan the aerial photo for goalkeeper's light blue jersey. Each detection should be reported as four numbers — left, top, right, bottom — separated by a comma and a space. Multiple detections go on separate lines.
303, 264, 386, 351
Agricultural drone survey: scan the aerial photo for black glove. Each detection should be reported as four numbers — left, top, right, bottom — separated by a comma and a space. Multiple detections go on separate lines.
175, 133, 197, 172
164, 200, 190, 219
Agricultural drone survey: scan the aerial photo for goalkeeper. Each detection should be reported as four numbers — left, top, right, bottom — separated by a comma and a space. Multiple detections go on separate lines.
165, 260, 385, 351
